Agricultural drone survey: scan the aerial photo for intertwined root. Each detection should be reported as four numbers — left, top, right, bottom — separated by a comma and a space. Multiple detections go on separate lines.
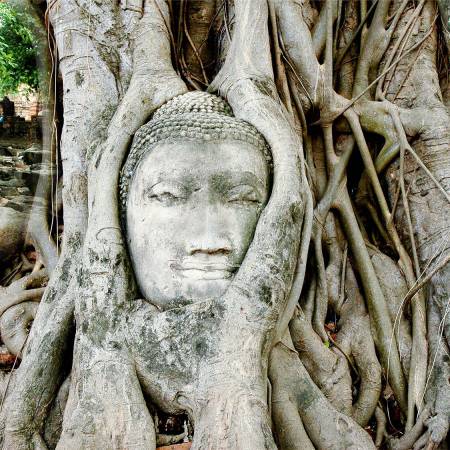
0, 0, 449, 449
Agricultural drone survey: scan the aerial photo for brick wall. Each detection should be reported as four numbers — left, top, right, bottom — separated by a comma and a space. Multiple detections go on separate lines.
7, 88, 41, 121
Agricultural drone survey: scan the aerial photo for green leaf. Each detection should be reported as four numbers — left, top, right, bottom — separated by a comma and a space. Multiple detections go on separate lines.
0, 3, 38, 96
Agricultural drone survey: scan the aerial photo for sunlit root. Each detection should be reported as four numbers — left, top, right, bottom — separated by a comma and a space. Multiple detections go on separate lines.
335, 264, 382, 427
324, 213, 382, 426
42, 376, 71, 450
0, 302, 39, 357
0, 269, 48, 356
270, 340, 376, 450
0, 208, 27, 266
337, 188, 407, 413
290, 310, 353, 416
412, 284, 450, 450
387, 406, 430, 450
271, 389, 315, 450
369, 249, 413, 375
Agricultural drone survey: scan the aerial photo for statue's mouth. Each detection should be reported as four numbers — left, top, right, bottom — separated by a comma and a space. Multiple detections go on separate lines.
170, 261, 235, 280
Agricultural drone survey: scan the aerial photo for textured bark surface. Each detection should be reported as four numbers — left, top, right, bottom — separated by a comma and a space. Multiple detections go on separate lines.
0, 0, 449, 449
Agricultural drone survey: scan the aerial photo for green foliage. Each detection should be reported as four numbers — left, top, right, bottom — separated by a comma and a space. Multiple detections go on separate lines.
0, 3, 38, 97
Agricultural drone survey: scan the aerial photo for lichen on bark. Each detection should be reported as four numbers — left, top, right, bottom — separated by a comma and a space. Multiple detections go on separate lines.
0, 1, 449, 449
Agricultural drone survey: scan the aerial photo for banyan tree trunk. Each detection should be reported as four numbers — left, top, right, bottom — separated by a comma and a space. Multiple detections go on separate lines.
0, 0, 449, 449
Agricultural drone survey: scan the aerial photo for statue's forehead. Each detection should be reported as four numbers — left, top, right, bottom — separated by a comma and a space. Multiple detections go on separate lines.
129, 140, 269, 193
136, 140, 269, 174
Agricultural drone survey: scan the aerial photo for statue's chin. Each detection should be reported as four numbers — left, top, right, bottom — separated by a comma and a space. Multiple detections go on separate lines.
144, 277, 233, 311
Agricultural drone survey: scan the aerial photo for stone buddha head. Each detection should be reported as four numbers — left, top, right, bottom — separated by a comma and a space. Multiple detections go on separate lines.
120, 92, 272, 309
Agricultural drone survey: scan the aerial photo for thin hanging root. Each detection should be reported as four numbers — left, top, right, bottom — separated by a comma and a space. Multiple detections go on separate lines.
336, 190, 407, 413
403, 253, 450, 304
268, 0, 292, 114
390, 37, 426, 102
399, 144, 420, 277
389, 174, 402, 222
182, 10, 209, 85
334, 0, 379, 70
365, 201, 391, 244
330, 17, 438, 123
375, 406, 387, 447
312, 233, 329, 342
376, 0, 425, 100
272, 0, 325, 110
345, 108, 428, 426
388, 106, 450, 204
337, 245, 347, 311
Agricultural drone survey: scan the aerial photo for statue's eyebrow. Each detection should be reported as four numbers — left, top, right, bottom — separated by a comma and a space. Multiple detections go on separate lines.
143, 175, 199, 193
142, 179, 191, 194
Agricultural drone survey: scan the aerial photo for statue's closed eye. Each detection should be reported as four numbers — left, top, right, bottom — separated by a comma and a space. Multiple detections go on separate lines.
150, 192, 181, 203
145, 182, 187, 204
226, 185, 262, 205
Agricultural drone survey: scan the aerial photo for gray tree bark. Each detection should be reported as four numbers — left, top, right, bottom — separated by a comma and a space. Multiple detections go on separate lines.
0, 0, 449, 449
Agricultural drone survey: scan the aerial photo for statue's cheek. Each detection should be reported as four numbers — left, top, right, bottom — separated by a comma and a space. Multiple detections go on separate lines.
224, 206, 263, 258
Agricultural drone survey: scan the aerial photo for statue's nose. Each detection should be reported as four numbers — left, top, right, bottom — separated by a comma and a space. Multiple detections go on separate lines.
187, 232, 232, 256
186, 203, 232, 256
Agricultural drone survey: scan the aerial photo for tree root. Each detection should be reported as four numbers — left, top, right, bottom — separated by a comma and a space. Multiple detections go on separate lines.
290, 309, 353, 416
270, 339, 376, 450
0, 269, 48, 356
336, 190, 407, 413
336, 264, 382, 427
369, 250, 413, 376
346, 109, 427, 428
0, 302, 39, 357
2, 0, 449, 447
0, 288, 44, 317
387, 406, 430, 450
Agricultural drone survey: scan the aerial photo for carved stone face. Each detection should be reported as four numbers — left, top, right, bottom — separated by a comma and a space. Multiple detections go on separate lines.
126, 140, 269, 309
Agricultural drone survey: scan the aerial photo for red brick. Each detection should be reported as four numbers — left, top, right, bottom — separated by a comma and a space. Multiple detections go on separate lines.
157, 443, 192, 450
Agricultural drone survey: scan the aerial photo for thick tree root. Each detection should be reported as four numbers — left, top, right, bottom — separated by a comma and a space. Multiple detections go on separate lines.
270, 340, 376, 450
2, 1, 449, 448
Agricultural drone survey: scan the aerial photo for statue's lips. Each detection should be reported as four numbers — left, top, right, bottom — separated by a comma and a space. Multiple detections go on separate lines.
170, 262, 234, 280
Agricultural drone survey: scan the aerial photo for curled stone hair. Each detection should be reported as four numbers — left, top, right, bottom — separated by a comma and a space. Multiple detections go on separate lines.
119, 91, 273, 219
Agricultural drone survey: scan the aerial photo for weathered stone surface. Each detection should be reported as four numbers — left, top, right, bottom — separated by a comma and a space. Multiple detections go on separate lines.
0, 140, 47, 267
157, 443, 192, 450
0, 207, 27, 262
0, 143, 49, 206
